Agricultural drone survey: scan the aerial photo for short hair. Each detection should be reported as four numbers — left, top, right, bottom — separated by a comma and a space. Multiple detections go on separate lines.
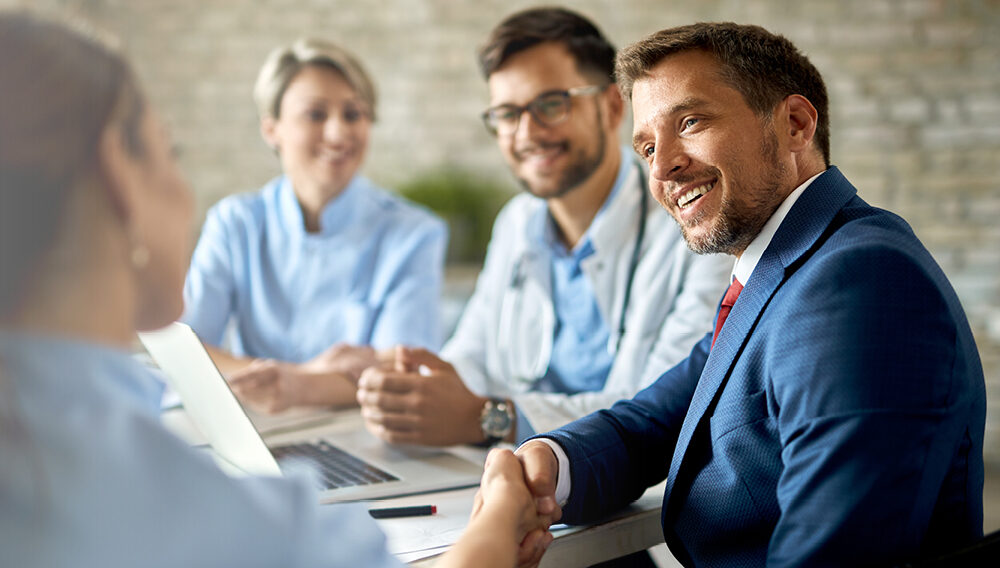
253, 38, 377, 121
477, 6, 616, 84
616, 23, 830, 166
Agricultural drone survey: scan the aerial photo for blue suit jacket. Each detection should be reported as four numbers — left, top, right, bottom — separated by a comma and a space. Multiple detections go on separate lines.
543, 168, 986, 567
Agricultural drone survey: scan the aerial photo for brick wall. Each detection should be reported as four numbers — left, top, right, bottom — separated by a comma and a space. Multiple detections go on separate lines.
9, 0, 1000, 461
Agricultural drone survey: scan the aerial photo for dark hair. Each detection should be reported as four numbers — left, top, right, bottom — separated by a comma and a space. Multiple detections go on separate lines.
0, 10, 146, 319
616, 22, 830, 166
477, 6, 616, 84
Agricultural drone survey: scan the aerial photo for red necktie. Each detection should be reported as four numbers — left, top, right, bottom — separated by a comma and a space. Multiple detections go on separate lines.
712, 278, 744, 349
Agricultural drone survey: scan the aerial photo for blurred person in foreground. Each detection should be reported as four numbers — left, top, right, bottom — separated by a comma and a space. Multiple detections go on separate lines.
0, 11, 550, 567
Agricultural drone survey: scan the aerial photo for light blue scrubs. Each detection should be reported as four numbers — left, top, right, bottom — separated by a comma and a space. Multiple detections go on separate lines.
0, 332, 403, 568
183, 175, 447, 362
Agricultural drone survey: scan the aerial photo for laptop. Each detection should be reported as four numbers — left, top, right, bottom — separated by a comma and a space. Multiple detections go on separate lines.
139, 322, 483, 503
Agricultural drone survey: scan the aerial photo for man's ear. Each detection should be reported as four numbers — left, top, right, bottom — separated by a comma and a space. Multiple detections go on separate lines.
260, 116, 280, 152
603, 83, 626, 131
96, 122, 137, 224
784, 94, 818, 155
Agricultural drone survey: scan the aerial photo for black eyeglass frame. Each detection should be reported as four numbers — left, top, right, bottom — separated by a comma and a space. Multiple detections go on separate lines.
481, 85, 606, 136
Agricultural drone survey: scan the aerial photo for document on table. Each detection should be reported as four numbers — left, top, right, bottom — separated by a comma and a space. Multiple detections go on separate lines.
376, 480, 669, 563
373, 487, 582, 563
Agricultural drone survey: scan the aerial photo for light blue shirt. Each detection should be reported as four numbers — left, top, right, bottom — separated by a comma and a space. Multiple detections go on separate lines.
183, 175, 447, 362
0, 331, 402, 568
515, 150, 631, 441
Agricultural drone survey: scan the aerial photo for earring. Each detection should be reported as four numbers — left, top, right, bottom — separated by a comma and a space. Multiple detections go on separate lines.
131, 244, 150, 269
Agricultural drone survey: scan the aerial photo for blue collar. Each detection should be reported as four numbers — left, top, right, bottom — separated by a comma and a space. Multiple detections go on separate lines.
277, 175, 364, 238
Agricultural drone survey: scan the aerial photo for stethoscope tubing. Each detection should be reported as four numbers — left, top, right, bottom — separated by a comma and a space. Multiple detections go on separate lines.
506, 159, 648, 362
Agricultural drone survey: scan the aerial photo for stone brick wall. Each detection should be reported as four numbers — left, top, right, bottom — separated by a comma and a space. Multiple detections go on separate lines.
8, 0, 1000, 461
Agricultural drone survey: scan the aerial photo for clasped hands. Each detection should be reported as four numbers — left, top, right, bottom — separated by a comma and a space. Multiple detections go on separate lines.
470, 444, 563, 567
356, 347, 491, 446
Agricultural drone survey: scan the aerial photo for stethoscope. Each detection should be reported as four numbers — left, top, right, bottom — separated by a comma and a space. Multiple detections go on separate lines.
506, 158, 648, 360
613, 159, 648, 352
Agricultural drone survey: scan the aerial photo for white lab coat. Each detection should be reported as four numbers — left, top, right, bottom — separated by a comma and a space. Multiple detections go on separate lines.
441, 162, 733, 435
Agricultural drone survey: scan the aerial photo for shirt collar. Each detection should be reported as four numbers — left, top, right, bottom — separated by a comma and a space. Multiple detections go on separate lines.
278, 174, 363, 238
732, 170, 825, 285
536, 146, 633, 259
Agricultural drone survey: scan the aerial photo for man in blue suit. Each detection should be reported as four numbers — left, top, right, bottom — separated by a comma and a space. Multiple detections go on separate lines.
511, 22, 987, 567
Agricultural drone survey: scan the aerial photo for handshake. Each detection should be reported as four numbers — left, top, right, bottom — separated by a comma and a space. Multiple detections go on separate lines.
466, 442, 564, 568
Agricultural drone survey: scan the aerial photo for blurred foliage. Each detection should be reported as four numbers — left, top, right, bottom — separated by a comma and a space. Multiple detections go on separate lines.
397, 169, 514, 264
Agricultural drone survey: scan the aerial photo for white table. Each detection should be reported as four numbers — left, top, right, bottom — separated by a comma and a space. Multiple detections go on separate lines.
163, 406, 669, 566
374, 480, 668, 567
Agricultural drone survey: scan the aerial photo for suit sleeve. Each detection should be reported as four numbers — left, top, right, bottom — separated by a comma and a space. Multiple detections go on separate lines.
540, 332, 711, 524
766, 244, 979, 566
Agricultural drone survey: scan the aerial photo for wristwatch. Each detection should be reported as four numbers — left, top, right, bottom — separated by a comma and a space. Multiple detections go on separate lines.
479, 398, 515, 446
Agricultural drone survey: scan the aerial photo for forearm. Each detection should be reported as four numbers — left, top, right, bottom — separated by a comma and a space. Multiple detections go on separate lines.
205, 344, 255, 376
437, 505, 521, 568
293, 370, 359, 408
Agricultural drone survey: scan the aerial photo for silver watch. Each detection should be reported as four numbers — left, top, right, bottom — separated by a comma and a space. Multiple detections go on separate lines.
479, 398, 514, 446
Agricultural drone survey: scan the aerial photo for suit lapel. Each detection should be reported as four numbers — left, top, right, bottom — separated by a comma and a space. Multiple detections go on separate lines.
663, 167, 858, 506
663, 253, 785, 498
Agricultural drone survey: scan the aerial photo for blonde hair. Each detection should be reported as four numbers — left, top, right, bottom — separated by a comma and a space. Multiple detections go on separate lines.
253, 38, 377, 121
0, 10, 146, 319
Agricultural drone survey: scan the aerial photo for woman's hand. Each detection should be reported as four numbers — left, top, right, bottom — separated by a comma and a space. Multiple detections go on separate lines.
228, 358, 356, 414
467, 448, 557, 567
303, 343, 377, 383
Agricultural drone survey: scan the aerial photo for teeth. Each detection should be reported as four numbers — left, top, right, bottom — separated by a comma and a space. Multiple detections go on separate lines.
677, 182, 714, 208
517, 144, 564, 160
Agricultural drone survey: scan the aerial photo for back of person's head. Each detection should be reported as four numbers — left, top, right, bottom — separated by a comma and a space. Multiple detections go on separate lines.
616, 22, 830, 166
0, 10, 145, 320
477, 6, 616, 85
253, 38, 377, 121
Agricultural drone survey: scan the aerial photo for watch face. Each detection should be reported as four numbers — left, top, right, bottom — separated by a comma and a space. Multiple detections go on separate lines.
482, 401, 513, 438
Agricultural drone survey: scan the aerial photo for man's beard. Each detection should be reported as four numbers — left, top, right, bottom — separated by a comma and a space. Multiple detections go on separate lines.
681, 129, 786, 256
516, 109, 606, 199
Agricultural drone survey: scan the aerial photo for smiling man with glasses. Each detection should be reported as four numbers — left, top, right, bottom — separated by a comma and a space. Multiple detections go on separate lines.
356, 9, 730, 544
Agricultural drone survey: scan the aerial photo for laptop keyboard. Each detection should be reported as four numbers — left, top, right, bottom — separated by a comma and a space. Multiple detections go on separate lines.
271, 440, 399, 490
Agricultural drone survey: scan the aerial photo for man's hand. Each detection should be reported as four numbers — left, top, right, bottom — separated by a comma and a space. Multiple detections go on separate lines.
229, 359, 356, 414
472, 449, 555, 568
356, 347, 487, 446
514, 440, 562, 525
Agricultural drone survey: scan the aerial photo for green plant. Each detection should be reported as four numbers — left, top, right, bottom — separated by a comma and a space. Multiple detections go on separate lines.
397, 170, 514, 264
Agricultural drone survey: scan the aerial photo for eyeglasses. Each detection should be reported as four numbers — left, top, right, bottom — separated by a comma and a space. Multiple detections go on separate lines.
481, 85, 606, 137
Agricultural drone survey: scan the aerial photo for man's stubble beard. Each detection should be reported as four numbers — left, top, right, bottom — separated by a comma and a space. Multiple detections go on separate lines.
681, 127, 787, 256
516, 106, 607, 200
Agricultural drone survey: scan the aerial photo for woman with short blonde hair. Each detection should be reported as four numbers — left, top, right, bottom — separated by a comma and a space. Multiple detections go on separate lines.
183, 37, 447, 414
